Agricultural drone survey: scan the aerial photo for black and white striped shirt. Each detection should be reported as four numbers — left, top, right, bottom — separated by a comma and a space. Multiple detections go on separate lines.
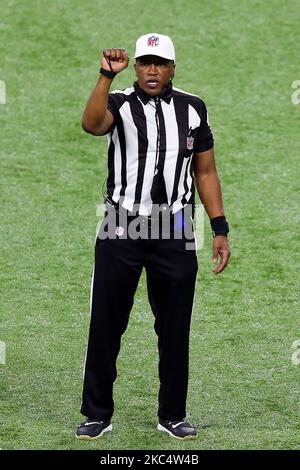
104, 81, 213, 216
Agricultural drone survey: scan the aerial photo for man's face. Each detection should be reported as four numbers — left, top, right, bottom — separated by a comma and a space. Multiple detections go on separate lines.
135, 55, 175, 96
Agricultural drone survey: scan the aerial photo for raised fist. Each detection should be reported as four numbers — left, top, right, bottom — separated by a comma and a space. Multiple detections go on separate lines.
101, 48, 129, 74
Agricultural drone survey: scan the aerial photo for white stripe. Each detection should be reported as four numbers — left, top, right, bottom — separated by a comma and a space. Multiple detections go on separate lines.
183, 104, 201, 205
109, 88, 135, 205
138, 101, 157, 215
191, 254, 198, 311
119, 101, 139, 211
161, 99, 179, 206
110, 86, 134, 96
183, 157, 193, 204
206, 110, 211, 127
174, 156, 189, 211
172, 199, 185, 214
111, 127, 122, 203
172, 86, 202, 100
188, 103, 201, 129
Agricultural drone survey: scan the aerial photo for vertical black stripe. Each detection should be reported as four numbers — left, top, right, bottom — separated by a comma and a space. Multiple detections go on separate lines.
106, 134, 115, 200
155, 99, 168, 203
181, 158, 191, 206
117, 119, 127, 198
181, 157, 195, 208
129, 96, 148, 204
171, 98, 189, 204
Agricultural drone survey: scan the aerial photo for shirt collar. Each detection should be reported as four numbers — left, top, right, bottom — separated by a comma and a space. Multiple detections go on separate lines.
133, 81, 173, 105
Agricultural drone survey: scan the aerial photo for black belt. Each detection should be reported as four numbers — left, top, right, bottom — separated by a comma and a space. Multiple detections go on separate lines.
105, 199, 175, 223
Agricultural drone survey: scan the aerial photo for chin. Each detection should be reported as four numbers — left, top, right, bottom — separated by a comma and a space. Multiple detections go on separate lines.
147, 89, 161, 96
141, 84, 162, 96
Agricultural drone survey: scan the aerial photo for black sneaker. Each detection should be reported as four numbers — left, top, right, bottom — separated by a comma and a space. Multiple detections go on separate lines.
157, 419, 197, 440
75, 419, 112, 440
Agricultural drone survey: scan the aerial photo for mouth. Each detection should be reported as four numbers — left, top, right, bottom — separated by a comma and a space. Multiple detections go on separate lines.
146, 79, 159, 89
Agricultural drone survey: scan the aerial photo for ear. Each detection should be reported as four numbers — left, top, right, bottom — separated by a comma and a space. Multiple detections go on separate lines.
170, 64, 176, 81
134, 63, 137, 76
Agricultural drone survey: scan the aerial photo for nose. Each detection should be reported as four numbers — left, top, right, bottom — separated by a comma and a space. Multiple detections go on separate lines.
147, 63, 158, 74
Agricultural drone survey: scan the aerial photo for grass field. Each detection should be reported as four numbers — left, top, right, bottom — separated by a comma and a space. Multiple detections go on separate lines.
1, 0, 300, 450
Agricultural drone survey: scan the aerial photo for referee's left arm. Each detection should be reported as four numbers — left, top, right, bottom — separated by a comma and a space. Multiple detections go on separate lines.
194, 148, 224, 219
194, 148, 231, 274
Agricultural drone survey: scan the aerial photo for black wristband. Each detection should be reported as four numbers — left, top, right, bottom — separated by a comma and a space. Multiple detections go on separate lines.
99, 67, 117, 79
210, 216, 229, 237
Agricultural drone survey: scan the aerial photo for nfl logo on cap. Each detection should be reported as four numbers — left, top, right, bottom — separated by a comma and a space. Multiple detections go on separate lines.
147, 35, 159, 47
134, 33, 176, 62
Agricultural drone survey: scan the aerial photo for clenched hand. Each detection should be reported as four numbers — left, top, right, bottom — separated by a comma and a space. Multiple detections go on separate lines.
101, 48, 129, 74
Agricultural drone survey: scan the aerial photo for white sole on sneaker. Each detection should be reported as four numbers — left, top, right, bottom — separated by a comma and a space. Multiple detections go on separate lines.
76, 423, 112, 440
157, 423, 197, 440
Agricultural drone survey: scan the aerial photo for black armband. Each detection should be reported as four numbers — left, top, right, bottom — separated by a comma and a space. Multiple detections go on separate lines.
99, 67, 117, 79
210, 216, 229, 237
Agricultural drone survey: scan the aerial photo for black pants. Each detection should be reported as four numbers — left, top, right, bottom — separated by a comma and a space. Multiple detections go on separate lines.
80, 216, 198, 422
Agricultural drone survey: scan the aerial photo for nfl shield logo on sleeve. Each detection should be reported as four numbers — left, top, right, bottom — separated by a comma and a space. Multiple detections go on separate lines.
187, 136, 194, 150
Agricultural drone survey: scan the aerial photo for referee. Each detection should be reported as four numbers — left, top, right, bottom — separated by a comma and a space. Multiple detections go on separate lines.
76, 33, 231, 440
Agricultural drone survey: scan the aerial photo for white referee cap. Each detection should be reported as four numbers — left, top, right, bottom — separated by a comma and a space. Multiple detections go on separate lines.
134, 33, 175, 62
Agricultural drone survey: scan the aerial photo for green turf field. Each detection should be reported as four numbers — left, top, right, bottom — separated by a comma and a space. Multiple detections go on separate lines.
1, 0, 300, 450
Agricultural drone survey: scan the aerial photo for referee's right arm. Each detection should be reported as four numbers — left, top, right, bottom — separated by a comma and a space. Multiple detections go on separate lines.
82, 48, 129, 135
